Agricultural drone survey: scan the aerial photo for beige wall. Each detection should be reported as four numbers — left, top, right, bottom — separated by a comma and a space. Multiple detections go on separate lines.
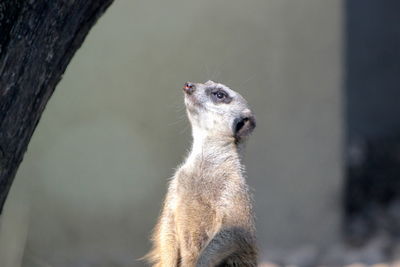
0, 0, 343, 266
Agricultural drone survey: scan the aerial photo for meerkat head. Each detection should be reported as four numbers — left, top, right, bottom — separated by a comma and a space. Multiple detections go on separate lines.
182, 80, 255, 144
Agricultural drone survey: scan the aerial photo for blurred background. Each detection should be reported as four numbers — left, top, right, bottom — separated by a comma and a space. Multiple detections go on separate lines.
0, 0, 399, 266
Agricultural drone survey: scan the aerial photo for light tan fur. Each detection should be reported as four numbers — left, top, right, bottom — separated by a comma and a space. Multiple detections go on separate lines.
145, 81, 257, 267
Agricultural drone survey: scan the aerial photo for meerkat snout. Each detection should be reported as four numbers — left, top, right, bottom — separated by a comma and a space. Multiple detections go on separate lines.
183, 82, 195, 94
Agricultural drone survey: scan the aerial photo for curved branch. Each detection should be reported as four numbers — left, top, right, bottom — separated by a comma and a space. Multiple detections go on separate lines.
0, 0, 114, 213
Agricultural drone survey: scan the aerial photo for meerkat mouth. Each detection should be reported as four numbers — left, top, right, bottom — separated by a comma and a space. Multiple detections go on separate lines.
184, 95, 203, 114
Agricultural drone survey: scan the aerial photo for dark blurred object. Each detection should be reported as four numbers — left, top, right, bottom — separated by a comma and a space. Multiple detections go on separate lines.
345, 136, 400, 246
346, 0, 400, 139
345, 0, 400, 249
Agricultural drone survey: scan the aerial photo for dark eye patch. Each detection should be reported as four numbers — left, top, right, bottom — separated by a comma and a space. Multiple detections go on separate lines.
207, 87, 232, 104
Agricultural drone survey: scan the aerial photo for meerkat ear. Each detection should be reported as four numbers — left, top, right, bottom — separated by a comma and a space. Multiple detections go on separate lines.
233, 114, 256, 142
205, 80, 215, 86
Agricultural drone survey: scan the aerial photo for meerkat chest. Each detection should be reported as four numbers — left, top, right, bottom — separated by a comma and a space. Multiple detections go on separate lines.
176, 171, 224, 203
173, 170, 224, 243
171, 167, 252, 242
174, 164, 243, 210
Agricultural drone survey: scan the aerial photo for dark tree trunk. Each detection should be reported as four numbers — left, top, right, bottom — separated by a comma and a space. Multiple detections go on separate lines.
0, 0, 114, 213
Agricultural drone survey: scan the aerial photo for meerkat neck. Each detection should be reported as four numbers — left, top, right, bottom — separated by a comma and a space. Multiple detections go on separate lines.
184, 128, 241, 171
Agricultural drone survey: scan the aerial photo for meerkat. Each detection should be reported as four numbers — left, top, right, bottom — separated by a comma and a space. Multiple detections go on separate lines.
145, 80, 257, 267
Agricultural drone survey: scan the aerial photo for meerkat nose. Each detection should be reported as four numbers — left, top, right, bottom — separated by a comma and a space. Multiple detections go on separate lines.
183, 82, 195, 94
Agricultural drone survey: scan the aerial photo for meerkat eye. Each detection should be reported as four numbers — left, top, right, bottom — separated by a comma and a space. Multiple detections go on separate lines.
216, 91, 226, 99
212, 90, 227, 100
210, 89, 232, 103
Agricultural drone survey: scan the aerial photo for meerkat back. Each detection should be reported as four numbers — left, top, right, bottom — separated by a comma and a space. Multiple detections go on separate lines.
145, 81, 257, 267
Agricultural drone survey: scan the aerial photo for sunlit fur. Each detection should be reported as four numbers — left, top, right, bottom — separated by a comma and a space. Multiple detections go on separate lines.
145, 81, 257, 267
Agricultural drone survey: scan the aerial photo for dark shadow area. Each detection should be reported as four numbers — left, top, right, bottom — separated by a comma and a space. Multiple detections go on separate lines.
345, 0, 400, 251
